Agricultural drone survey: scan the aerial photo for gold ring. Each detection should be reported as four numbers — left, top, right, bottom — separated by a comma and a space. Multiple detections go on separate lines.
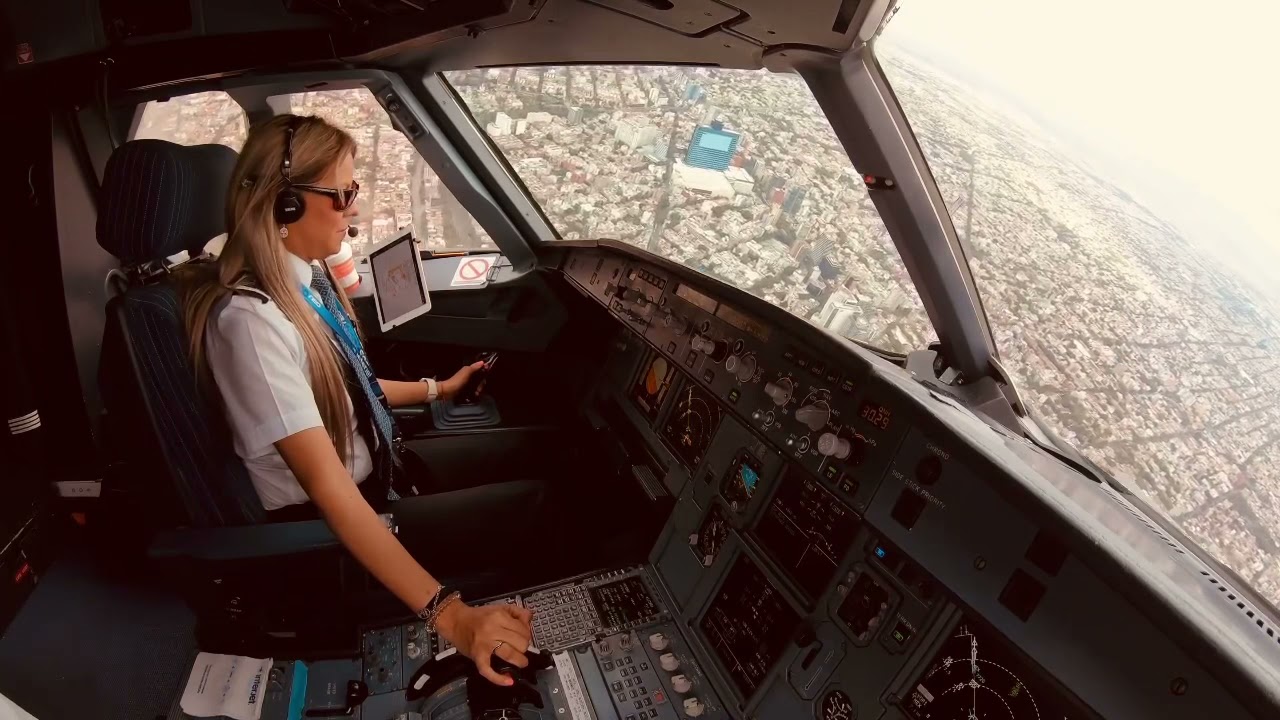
494, 640, 506, 652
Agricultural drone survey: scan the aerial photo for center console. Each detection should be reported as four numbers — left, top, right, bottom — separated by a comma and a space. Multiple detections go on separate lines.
176, 567, 726, 720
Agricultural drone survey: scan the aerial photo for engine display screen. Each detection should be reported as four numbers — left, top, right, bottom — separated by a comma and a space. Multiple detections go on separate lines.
905, 617, 1089, 720
752, 470, 861, 601
699, 555, 800, 699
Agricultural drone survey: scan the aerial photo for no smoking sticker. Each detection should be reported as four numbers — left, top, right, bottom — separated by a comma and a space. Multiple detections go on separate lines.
450, 254, 499, 287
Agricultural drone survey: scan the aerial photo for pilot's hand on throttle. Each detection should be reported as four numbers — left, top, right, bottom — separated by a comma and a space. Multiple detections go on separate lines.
436, 602, 534, 686
439, 361, 487, 401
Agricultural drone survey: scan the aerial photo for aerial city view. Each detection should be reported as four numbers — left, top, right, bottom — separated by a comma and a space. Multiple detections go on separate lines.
135, 50, 1280, 606
445, 58, 1280, 605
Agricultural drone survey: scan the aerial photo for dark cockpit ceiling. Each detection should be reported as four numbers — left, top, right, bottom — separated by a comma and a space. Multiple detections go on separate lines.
2, 0, 891, 93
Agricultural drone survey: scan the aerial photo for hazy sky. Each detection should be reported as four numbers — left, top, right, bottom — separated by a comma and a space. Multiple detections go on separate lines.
881, 0, 1280, 302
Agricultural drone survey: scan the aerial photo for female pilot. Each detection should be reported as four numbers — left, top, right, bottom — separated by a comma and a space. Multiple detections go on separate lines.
182, 114, 530, 686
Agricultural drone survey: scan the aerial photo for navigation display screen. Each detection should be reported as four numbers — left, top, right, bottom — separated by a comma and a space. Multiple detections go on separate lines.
699, 555, 800, 699
752, 469, 861, 601
905, 617, 1088, 720
660, 380, 724, 470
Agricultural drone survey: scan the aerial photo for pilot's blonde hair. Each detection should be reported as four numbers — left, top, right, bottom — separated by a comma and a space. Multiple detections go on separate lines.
182, 115, 359, 463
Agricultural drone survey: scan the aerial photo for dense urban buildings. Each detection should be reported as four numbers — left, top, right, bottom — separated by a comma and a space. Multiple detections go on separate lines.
446, 61, 1280, 606
134, 56, 1280, 607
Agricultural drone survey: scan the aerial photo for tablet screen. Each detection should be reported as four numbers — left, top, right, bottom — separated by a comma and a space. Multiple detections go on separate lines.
370, 231, 428, 327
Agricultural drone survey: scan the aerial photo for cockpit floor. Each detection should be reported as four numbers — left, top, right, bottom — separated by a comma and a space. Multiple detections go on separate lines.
0, 541, 195, 719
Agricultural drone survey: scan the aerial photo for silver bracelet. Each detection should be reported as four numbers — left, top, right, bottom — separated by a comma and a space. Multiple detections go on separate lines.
415, 584, 445, 620
423, 592, 462, 633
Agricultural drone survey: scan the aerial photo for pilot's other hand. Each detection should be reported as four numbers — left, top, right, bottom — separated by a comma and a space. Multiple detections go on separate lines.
436, 601, 534, 686
440, 361, 486, 401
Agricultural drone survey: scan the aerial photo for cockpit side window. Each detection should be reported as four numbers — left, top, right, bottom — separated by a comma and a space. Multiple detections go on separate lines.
272, 88, 498, 257
132, 91, 248, 151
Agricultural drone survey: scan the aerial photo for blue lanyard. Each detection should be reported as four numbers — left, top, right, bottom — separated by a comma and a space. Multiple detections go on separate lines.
300, 284, 384, 397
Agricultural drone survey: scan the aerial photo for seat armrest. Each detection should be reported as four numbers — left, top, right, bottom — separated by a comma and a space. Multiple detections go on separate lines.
392, 404, 429, 418
148, 514, 396, 561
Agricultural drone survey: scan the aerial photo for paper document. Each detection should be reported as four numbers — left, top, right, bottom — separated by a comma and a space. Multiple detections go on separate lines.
179, 652, 273, 720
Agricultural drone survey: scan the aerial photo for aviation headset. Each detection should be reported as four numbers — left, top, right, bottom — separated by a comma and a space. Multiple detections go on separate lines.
273, 116, 307, 226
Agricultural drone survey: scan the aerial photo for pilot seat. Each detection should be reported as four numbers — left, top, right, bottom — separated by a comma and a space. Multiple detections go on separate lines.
93, 138, 554, 654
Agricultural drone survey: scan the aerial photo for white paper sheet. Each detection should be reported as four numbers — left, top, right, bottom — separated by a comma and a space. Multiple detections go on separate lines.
179, 652, 273, 720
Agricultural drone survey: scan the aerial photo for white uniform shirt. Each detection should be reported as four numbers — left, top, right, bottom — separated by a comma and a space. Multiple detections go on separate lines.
206, 252, 372, 511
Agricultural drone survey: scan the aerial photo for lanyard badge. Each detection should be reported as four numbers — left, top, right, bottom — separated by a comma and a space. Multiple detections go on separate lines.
300, 285, 384, 398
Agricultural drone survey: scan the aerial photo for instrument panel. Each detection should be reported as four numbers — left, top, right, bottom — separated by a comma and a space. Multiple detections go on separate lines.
563, 245, 1280, 720
564, 249, 1099, 720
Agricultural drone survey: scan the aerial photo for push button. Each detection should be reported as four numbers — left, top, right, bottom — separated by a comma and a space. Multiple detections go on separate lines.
838, 474, 858, 495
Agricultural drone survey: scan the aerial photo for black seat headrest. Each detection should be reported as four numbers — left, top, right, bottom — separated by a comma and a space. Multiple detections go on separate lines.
97, 140, 238, 264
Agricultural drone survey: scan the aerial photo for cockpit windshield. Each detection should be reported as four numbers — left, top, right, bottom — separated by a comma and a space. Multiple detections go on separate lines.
443, 66, 937, 355
881, 1, 1280, 606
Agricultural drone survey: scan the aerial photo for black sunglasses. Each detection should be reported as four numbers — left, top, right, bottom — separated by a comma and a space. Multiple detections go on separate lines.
293, 181, 360, 211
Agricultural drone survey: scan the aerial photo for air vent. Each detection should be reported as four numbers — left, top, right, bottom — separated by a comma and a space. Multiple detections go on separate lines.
1201, 571, 1280, 646
1101, 484, 1186, 555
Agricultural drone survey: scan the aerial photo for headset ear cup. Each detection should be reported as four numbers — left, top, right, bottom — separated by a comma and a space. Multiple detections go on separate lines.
274, 188, 305, 225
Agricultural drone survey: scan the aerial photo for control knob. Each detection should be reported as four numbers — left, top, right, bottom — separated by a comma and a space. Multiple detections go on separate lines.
794, 403, 831, 432
690, 335, 728, 362
649, 632, 670, 651
730, 353, 758, 382
659, 653, 681, 672
671, 675, 693, 694
763, 377, 794, 406
406, 642, 420, 659
817, 432, 851, 460
683, 698, 706, 717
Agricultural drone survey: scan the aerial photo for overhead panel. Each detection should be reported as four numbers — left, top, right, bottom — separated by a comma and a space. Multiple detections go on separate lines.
726, 0, 869, 50
583, 0, 740, 36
